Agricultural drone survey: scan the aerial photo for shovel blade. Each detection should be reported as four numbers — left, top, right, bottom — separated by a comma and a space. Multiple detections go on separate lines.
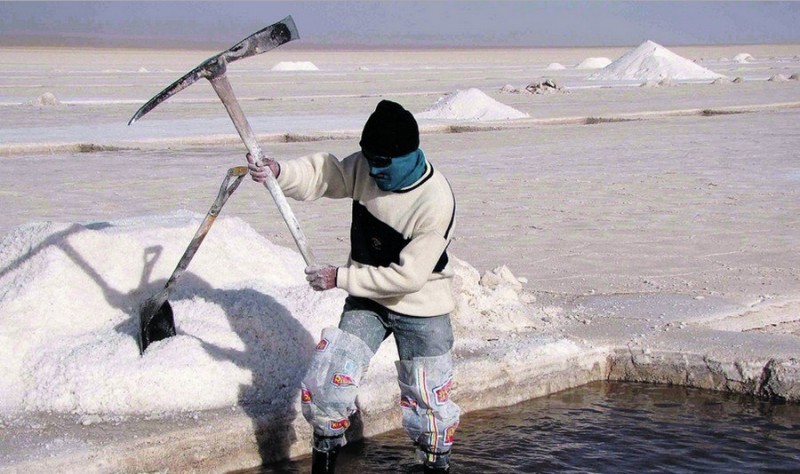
138, 296, 176, 354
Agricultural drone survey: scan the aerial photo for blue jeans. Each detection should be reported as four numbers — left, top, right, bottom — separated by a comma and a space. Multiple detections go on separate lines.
340, 296, 460, 457
339, 296, 454, 358
301, 296, 460, 456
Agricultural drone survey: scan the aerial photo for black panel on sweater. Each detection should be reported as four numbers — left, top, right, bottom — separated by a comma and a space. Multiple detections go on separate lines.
351, 201, 449, 272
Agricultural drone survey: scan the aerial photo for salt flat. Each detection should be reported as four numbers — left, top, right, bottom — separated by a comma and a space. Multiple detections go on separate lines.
0, 44, 799, 471
1, 45, 798, 301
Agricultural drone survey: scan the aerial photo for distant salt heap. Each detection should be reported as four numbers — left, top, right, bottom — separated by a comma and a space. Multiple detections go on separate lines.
590, 40, 725, 81
417, 88, 529, 121
576, 57, 612, 69
546, 63, 566, 70
733, 53, 754, 64
500, 84, 520, 94
29, 92, 61, 106
271, 61, 319, 71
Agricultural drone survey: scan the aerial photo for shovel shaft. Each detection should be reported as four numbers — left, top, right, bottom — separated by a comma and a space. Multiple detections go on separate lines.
208, 74, 316, 266
164, 166, 248, 292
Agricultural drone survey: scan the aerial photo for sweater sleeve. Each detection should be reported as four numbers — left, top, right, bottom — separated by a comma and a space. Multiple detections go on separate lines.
276, 152, 356, 201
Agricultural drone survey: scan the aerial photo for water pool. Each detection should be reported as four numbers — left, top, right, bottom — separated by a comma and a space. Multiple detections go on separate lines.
252, 382, 800, 473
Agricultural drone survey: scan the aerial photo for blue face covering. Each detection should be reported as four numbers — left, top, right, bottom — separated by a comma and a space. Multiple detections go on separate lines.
368, 148, 427, 191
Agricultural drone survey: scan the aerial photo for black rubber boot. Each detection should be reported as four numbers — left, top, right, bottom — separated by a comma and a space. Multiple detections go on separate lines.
311, 447, 339, 474
423, 459, 450, 474
419, 449, 450, 474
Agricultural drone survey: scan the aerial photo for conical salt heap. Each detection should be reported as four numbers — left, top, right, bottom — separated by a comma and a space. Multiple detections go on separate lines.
590, 40, 725, 81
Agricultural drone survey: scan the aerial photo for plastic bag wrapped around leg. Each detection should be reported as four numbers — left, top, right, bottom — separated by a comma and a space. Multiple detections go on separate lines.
301, 327, 375, 442
395, 352, 461, 456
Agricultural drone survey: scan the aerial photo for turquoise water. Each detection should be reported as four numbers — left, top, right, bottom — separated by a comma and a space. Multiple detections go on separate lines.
254, 382, 800, 473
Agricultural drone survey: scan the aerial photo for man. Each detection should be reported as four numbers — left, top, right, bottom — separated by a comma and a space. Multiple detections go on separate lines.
247, 100, 459, 473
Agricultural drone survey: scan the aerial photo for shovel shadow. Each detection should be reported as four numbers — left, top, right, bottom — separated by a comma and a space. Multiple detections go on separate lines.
151, 272, 316, 466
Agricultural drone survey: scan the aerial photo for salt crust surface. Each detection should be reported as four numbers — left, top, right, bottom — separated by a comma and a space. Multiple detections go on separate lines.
0, 214, 537, 416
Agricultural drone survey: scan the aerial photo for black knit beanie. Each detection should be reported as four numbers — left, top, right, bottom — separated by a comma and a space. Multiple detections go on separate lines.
359, 100, 420, 158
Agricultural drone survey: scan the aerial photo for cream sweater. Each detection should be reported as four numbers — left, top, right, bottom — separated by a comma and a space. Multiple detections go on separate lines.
277, 151, 456, 317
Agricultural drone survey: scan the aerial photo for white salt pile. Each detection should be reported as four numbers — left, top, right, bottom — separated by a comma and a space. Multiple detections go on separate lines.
500, 84, 519, 94
271, 61, 319, 71
416, 88, 529, 121
0, 213, 536, 416
590, 40, 725, 81
138, 67, 150, 73
768, 74, 789, 82
575, 57, 612, 69
733, 53, 754, 64
29, 92, 61, 106
546, 63, 566, 70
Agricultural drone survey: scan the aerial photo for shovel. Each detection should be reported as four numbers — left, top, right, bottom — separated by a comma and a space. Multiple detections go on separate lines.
129, 17, 316, 353
138, 166, 248, 354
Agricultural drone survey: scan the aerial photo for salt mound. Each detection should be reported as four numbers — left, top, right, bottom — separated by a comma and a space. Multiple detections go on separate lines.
30, 92, 61, 106
546, 63, 566, 70
271, 61, 319, 71
137, 67, 150, 73
450, 260, 537, 338
576, 57, 612, 69
0, 213, 538, 415
768, 74, 789, 82
590, 40, 725, 81
0, 214, 317, 415
416, 88, 529, 121
733, 53, 754, 63
500, 84, 520, 94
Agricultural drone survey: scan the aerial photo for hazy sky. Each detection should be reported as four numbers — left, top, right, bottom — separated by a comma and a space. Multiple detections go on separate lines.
1, 1, 799, 48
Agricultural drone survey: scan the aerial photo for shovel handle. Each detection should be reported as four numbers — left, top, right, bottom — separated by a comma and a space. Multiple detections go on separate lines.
210, 165, 248, 216
208, 74, 316, 267
164, 166, 247, 292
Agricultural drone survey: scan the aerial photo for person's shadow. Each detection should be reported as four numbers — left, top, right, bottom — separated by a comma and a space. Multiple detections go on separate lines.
0, 220, 317, 465
168, 272, 316, 464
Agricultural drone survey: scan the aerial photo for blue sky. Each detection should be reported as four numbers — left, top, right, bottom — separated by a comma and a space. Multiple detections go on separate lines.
1, 1, 799, 48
